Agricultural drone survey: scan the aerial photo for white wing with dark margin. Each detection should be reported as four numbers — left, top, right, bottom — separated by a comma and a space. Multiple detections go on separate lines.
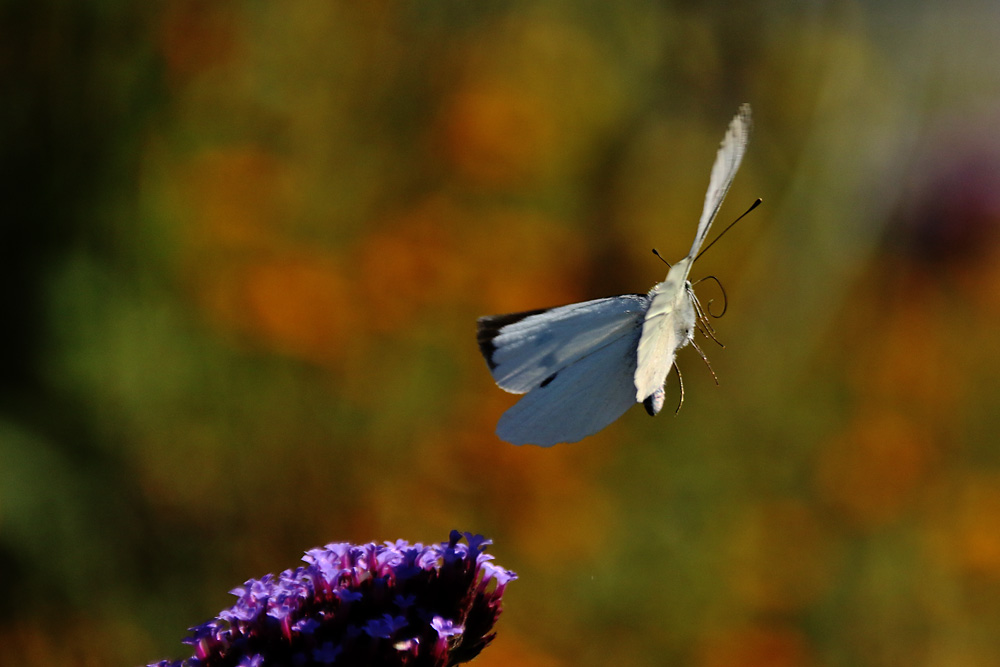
477, 295, 649, 446
478, 295, 649, 394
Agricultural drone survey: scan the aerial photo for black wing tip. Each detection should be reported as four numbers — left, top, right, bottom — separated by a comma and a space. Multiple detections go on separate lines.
476, 307, 552, 370
475, 318, 499, 370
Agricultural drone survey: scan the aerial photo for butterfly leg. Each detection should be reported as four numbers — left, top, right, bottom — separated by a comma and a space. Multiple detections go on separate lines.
673, 363, 685, 414
690, 339, 720, 386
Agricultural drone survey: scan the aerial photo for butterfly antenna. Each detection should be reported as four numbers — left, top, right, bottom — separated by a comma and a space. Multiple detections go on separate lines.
692, 274, 728, 317
694, 197, 762, 263
672, 363, 685, 414
690, 339, 720, 386
651, 248, 671, 268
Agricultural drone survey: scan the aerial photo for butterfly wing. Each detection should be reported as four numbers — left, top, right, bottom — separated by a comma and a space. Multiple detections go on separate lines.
633, 260, 695, 402
477, 295, 649, 446
477, 295, 649, 394
494, 315, 645, 446
687, 103, 752, 259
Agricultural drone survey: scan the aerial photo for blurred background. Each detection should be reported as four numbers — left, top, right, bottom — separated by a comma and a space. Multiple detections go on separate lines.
4, 1, 1000, 665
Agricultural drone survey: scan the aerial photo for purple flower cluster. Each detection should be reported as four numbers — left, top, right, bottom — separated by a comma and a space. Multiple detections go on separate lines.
150, 531, 516, 667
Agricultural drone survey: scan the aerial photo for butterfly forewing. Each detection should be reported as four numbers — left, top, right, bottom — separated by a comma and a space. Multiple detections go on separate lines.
478, 295, 649, 395
688, 103, 752, 259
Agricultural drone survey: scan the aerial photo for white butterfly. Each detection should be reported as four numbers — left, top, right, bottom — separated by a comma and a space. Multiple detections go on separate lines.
478, 104, 753, 446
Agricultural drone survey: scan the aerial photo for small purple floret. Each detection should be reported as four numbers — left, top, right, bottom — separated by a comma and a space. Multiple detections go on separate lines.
364, 613, 409, 639
333, 589, 363, 603
431, 616, 464, 639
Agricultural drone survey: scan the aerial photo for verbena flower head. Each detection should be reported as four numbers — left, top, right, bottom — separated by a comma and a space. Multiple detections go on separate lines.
150, 531, 516, 667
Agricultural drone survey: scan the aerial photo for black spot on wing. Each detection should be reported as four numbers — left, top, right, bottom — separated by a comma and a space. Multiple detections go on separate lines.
539, 372, 557, 388
643, 394, 658, 416
476, 307, 552, 370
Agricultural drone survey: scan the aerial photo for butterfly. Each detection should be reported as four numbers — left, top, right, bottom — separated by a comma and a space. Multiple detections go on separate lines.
477, 104, 753, 446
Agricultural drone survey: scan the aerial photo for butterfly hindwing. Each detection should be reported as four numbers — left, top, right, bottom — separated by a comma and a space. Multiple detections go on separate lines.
494, 317, 644, 446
